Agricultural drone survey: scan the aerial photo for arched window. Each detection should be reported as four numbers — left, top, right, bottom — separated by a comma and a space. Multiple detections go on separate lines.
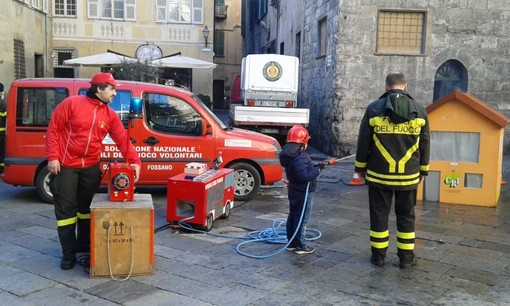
433, 60, 468, 102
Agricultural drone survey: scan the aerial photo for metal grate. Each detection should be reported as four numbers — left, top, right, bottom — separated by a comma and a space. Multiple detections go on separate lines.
53, 49, 74, 68
377, 11, 425, 55
13, 39, 26, 79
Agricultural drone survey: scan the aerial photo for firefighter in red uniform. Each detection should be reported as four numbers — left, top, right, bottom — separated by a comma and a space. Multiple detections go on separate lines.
46, 73, 141, 270
354, 73, 430, 269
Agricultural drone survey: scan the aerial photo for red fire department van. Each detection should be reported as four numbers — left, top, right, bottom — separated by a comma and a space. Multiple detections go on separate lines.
2, 78, 283, 203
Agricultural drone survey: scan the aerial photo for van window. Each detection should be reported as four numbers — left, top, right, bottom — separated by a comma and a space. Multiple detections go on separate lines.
144, 93, 202, 135
16, 87, 69, 127
79, 89, 132, 127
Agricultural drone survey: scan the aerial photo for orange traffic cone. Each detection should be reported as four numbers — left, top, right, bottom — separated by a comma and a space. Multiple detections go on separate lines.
502, 178, 507, 185
348, 171, 365, 186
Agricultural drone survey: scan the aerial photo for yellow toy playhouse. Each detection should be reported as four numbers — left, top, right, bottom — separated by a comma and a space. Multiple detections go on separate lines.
418, 90, 510, 207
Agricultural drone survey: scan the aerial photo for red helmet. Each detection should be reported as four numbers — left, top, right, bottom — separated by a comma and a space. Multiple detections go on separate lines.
287, 125, 310, 144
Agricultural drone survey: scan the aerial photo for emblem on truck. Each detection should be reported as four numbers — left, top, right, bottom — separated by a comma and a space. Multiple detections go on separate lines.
262, 61, 283, 82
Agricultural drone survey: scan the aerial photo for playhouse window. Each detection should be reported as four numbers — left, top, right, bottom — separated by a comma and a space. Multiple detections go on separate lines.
465, 173, 483, 189
430, 131, 480, 163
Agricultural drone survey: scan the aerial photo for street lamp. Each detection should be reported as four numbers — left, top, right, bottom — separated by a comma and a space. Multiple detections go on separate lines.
203, 26, 210, 48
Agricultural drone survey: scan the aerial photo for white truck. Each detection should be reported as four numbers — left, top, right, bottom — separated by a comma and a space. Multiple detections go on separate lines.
229, 54, 309, 142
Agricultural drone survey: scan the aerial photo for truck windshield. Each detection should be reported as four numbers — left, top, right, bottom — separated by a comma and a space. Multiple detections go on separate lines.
144, 93, 204, 135
192, 95, 228, 129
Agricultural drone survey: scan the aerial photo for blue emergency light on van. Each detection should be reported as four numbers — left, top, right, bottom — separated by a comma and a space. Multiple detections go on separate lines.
129, 97, 143, 119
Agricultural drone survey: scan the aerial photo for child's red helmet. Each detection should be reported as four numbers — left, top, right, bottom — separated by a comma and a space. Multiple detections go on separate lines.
287, 125, 310, 144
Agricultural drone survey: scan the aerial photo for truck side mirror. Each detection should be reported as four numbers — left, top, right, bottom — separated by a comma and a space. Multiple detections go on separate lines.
128, 97, 143, 120
203, 119, 213, 136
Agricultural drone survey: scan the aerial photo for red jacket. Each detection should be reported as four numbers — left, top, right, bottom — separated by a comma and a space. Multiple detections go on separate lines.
46, 94, 141, 168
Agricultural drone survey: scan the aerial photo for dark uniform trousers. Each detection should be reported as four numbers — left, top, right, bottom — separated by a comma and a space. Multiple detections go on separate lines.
286, 187, 307, 248
49, 164, 102, 257
0, 131, 4, 172
369, 186, 416, 263
0, 108, 6, 173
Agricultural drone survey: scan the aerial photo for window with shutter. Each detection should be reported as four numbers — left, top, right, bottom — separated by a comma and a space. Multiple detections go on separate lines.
214, 31, 225, 57
87, 0, 136, 20
192, 0, 203, 24
88, 0, 99, 18
126, 0, 135, 20
55, 0, 76, 16
166, 0, 203, 23
156, 0, 166, 22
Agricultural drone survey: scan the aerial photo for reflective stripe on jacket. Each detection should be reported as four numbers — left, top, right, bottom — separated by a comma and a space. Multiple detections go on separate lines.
0, 97, 5, 131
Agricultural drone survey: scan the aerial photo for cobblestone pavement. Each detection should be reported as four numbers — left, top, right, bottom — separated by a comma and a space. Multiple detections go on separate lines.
1, 154, 510, 305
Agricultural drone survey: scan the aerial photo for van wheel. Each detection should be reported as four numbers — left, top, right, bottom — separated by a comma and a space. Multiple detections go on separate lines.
230, 162, 261, 202
36, 167, 54, 204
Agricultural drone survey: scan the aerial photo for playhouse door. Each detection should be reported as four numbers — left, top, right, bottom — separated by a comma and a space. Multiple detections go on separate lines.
423, 171, 440, 202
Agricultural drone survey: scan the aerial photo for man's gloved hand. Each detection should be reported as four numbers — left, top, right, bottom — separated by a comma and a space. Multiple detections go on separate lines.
318, 162, 326, 171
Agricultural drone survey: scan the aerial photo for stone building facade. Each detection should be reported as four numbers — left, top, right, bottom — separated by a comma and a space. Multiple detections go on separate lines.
0, 1, 50, 90
2, 1, 217, 99
212, 0, 243, 109
52, 0, 215, 98
244, 0, 510, 156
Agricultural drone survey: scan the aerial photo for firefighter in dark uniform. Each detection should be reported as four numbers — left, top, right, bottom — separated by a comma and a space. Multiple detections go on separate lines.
354, 73, 430, 269
0, 83, 6, 175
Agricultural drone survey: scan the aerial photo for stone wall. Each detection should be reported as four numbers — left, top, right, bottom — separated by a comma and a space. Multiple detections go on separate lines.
1, 1, 50, 90
301, 0, 510, 156
301, 0, 340, 155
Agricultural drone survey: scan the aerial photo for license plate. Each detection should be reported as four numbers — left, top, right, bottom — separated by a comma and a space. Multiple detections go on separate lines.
261, 128, 279, 134
261, 101, 279, 107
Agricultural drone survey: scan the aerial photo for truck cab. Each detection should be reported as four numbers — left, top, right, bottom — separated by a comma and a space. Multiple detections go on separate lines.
3, 78, 283, 203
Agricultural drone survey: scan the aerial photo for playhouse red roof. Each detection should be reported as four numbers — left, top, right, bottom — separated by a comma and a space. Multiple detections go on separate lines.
427, 90, 510, 128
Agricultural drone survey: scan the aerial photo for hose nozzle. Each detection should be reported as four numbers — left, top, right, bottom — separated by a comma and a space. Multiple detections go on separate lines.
323, 158, 337, 166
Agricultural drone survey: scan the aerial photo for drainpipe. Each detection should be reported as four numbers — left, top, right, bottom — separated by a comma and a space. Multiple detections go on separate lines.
45, 12, 49, 76
276, 1, 280, 53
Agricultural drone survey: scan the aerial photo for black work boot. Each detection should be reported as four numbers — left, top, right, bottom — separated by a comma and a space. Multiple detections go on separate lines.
76, 219, 90, 253
58, 224, 77, 270
60, 250, 76, 270
371, 247, 386, 267
370, 255, 385, 267
398, 250, 416, 269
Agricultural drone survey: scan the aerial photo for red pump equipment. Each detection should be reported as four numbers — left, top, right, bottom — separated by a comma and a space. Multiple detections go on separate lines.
108, 162, 136, 202
166, 157, 235, 231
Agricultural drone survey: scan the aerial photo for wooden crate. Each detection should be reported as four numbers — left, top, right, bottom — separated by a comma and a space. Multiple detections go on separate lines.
90, 193, 154, 278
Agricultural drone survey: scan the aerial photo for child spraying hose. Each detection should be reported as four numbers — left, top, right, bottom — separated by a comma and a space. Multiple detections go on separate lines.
279, 125, 324, 255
